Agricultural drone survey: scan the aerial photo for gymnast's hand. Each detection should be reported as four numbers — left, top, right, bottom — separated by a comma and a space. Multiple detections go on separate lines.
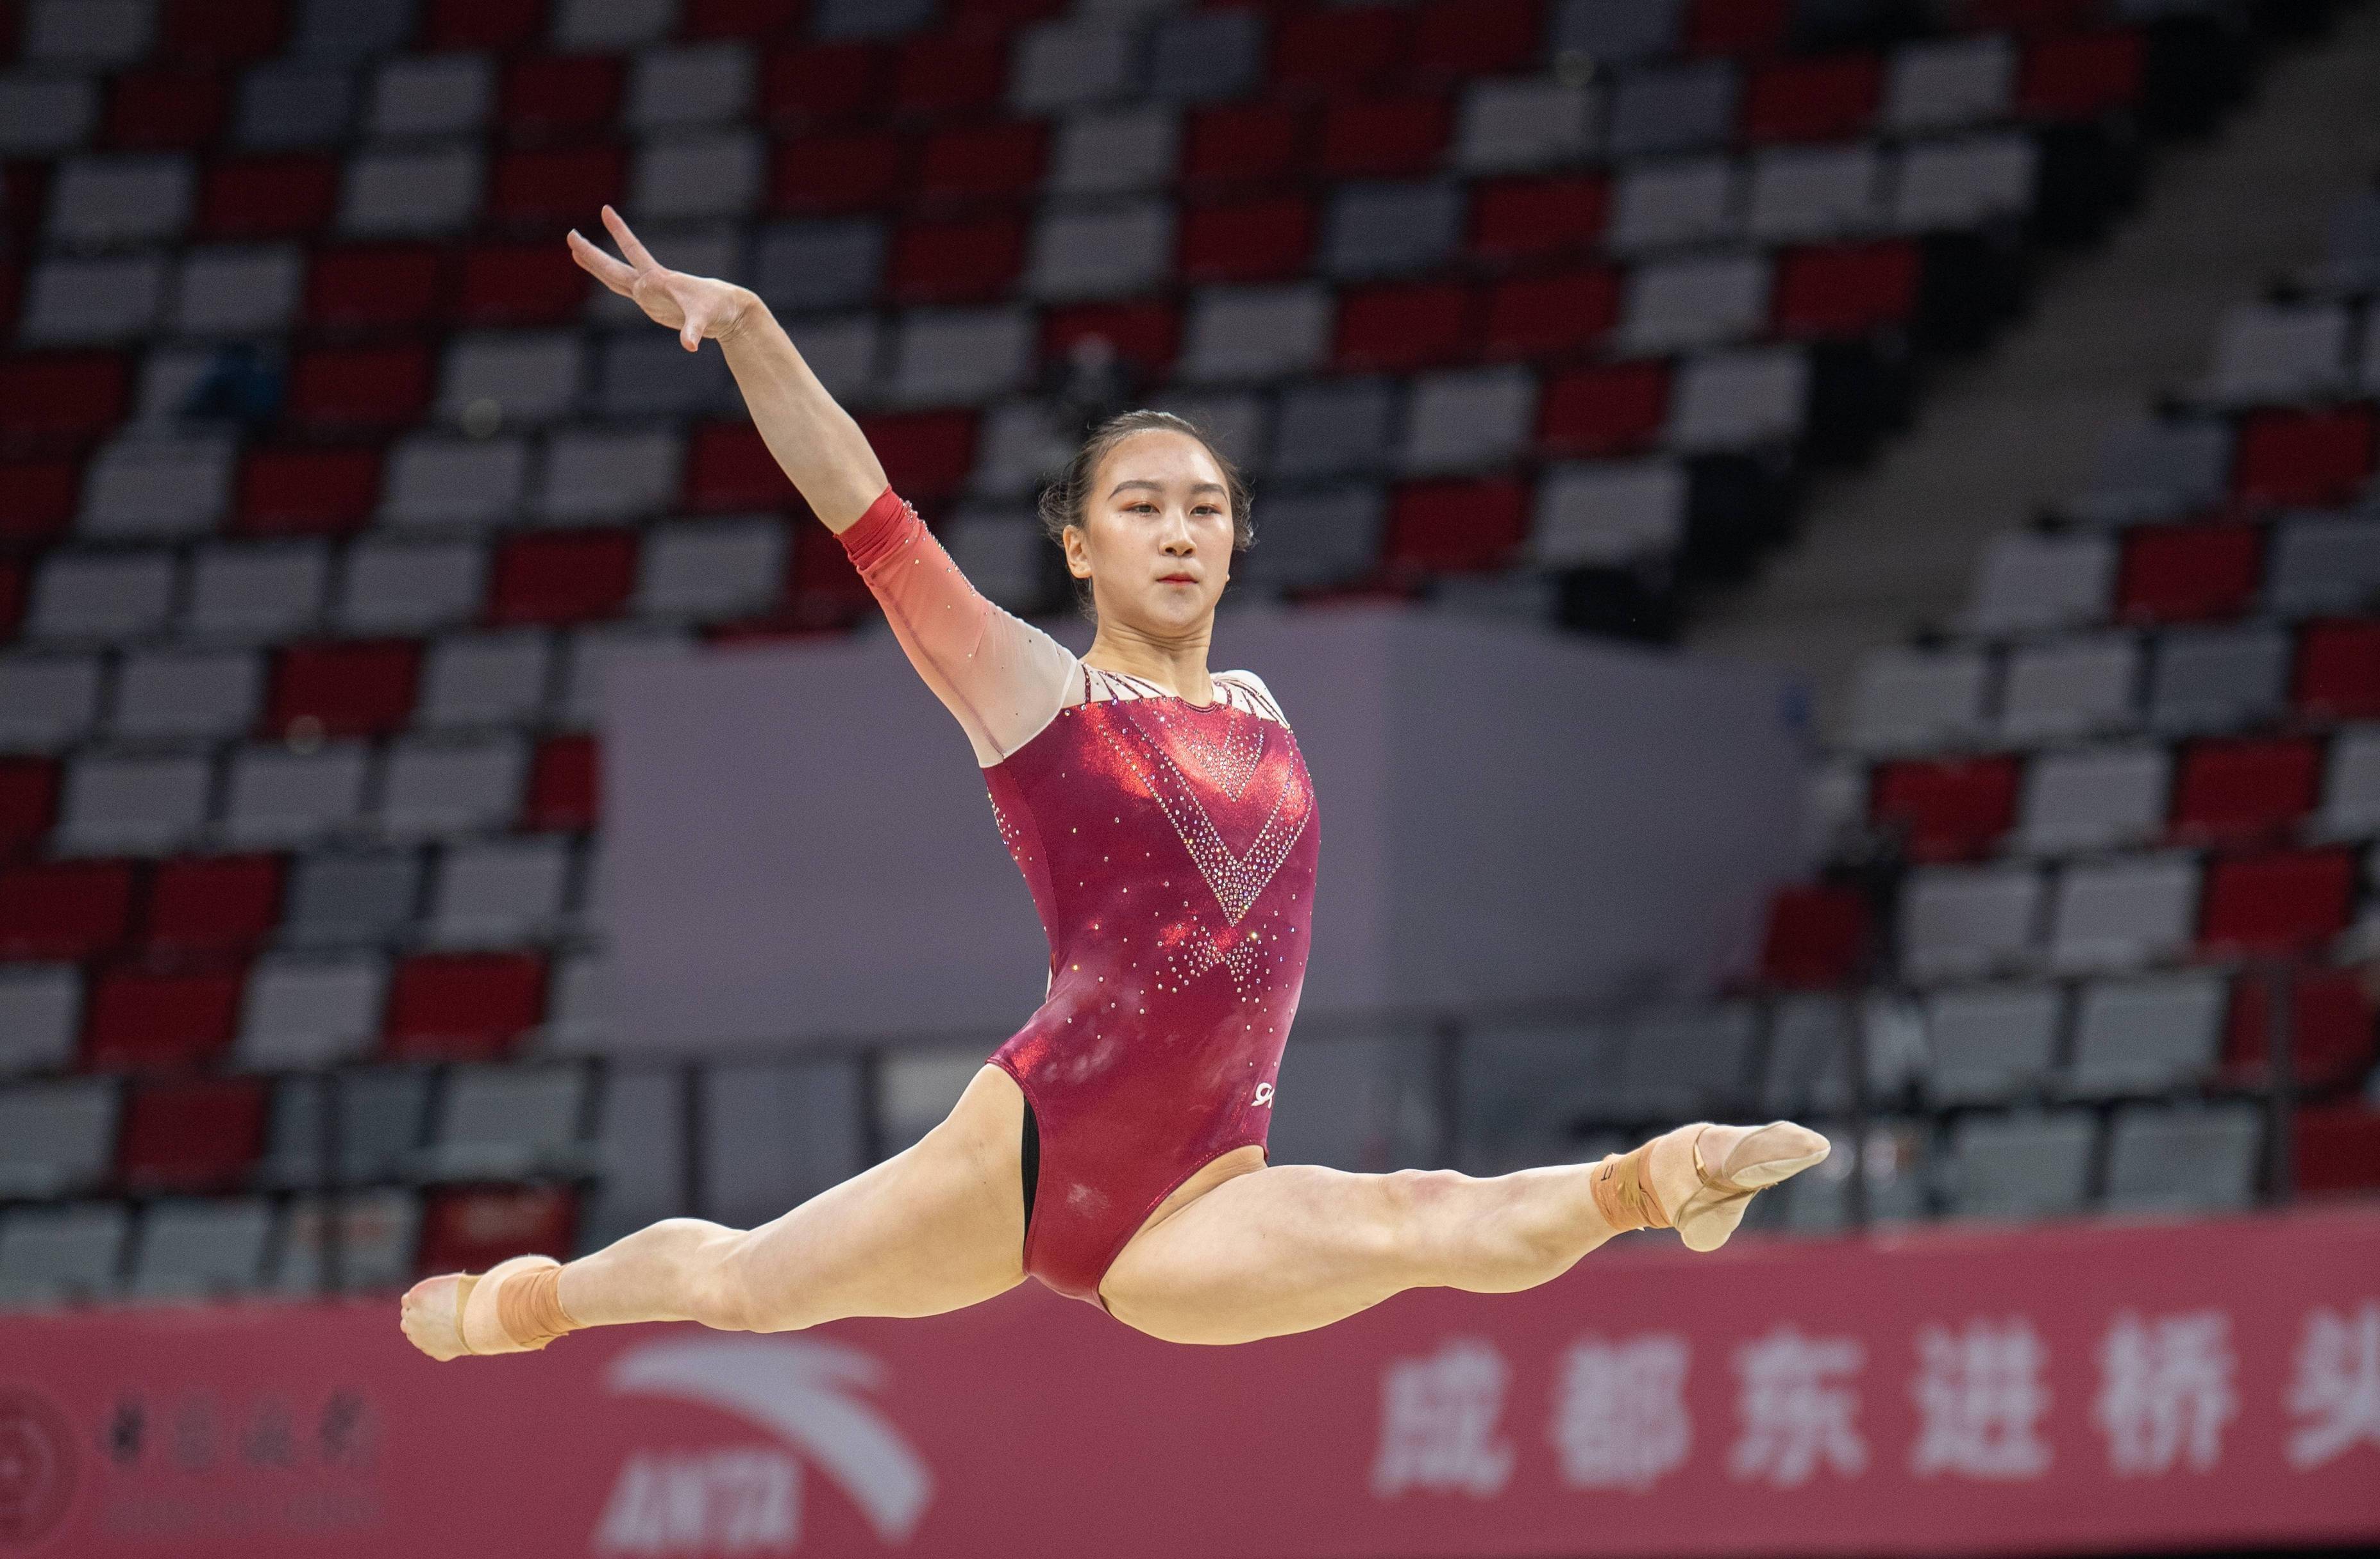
567, 204, 755, 353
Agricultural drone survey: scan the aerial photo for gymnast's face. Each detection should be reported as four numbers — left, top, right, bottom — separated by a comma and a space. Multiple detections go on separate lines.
1064, 429, 1235, 635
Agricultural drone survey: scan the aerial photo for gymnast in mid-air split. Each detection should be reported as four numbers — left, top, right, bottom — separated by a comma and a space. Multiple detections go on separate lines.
399, 206, 1830, 1360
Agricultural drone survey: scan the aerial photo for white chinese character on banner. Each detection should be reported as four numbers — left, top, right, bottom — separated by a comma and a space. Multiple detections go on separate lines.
1909, 1317, 2052, 1480
1548, 1333, 1693, 1491
1371, 1338, 1516, 1498
2094, 1310, 2238, 1475
1730, 1327, 1867, 1487
2286, 1302, 2380, 1470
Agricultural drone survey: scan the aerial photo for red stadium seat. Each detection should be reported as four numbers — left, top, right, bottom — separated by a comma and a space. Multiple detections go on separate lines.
1271, 6, 1411, 93
199, 154, 339, 239
0, 861, 136, 962
2116, 521, 2261, 624
235, 446, 384, 537
2198, 847, 2358, 956
285, 344, 433, 430
1043, 302, 1181, 377
1412, 0, 1541, 77
0, 353, 130, 447
267, 640, 424, 739
0, 458, 79, 542
760, 43, 887, 131
1759, 883, 1870, 988
2224, 965, 2375, 1090
1688, 0, 1791, 56
489, 531, 641, 626
526, 735, 599, 830
2231, 404, 2377, 508
502, 54, 624, 140
417, 1185, 578, 1276
771, 130, 908, 214
858, 410, 978, 502
1870, 756, 2021, 862
887, 215, 1025, 303
0, 758, 58, 862
146, 855, 284, 954
1470, 175, 1608, 264
0, 560, 21, 640
158, 0, 287, 63
684, 422, 789, 512
1741, 53, 1880, 144
1480, 268, 1621, 360
1335, 282, 1475, 372
490, 146, 624, 232
306, 245, 448, 329
105, 69, 228, 150
1183, 103, 1309, 189
423, 0, 544, 48
1318, 95, 1452, 178
457, 241, 586, 325
2170, 737, 2320, 845
892, 33, 1010, 118
2293, 1104, 2380, 1197
916, 122, 1046, 202
2292, 618, 2380, 720
83, 966, 245, 1071
1772, 240, 1920, 337
2020, 30, 2145, 119
384, 951, 548, 1061
1384, 479, 1529, 573
118, 1076, 267, 1190
1179, 196, 1316, 284
1538, 361, 1672, 456
687, 0, 804, 38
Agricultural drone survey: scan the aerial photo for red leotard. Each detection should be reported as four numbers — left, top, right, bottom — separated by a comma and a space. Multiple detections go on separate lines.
838, 487, 1320, 1305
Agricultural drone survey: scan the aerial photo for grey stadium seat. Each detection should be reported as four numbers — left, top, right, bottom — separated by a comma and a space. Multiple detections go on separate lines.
31, 549, 178, 642
2066, 971, 2227, 1096
1455, 79, 1598, 175
701, 1060, 866, 1227
2206, 303, 2352, 405
1605, 62, 1738, 158
1882, 35, 2014, 133
1964, 531, 2116, 635
1182, 285, 1333, 383
130, 1198, 275, 1299
752, 219, 885, 312
1999, 633, 2140, 741
1613, 1005, 1757, 1118
580, 1067, 689, 1251
1784, 1118, 1932, 1230
1890, 134, 2036, 233
367, 53, 494, 139
1945, 1110, 2095, 1220
337, 537, 487, 633
639, 516, 788, 621
110, 649, 262, 742
1028, 200, 1173, 302
437, 333, 583, 427
272, 1188, 421, 1294
340, 145, 482, 239
0, 654, 103, 751
630, 129, 764, 224
172, 244, 304, 335
597, 332, 733, 418
426, 1063, 591, 1180
1324, 181, 1463, 279
2263, 513, 2380, 619
1530, 459, 1689, 569
381, 435, 531, 528
2318, 726, 2380, 839
1009, 21, 1135, 115
1552, 0, 1685, 67
56, 751, 213, 856
279, 848, 426, 949
944, 509, 1048, 613
2045, 854, 2200, 974
234, 953, 389, 1071
1271, 379, 1398, 479
1146, 9, 1263, 104
885, 308, 1032, 405
0, 965, 81, 1076
1050, 106, 1177, 198
233, 62, 356, 149
2104, 1102, 2261, 1213
186, 538, 332, 638
628, 42, 755, 131
1404, 367, 1535, 474
1668, 347, 1808, 453
1898, 863, 2043, 982
1922, 981, 2063, 1105
223, 744, 374, 847
78, 433, 234, 540
2015, 744, 2170, 855
378, 735, 528, 840
261, 1069, 435, 1186
1609, 157, 1740, 254
19, 253, 168, 344
1745, 144, 1884, 244
2072, 419, 2231, 525
2145, 624, 2289, 734
1619, 253, 1770, 355
47, 153, 193, 247
1848, 646, 1992, 752
419, 630, 554, 729
0, 1080, 118, 1198
537, 428, 685, 522
426, 836, 574, 947
1234, 485, 1386, 591
0, 1203, 128, 1307
1270, 1033, 1441, 1173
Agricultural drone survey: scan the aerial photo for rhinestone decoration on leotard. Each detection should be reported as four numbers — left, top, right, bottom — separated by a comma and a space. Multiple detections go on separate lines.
1097, 699, 1311, 927
1162, 704, 1265, 799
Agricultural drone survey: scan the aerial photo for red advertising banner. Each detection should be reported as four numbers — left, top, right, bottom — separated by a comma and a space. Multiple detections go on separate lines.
3, 1207, 2377, 1558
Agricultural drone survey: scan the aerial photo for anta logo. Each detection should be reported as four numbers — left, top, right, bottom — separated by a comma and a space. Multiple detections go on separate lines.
592, 1338, 932, 1555
1253, 1083, 1276, 1107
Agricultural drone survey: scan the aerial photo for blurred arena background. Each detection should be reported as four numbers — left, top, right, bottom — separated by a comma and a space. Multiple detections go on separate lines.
0, 0, 2377, 1554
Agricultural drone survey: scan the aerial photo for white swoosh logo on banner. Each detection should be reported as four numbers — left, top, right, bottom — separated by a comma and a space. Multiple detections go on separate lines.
608, 1337, 933, 1543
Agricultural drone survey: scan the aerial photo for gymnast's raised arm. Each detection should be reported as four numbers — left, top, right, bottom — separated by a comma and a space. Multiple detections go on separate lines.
569, 206, 1077, 767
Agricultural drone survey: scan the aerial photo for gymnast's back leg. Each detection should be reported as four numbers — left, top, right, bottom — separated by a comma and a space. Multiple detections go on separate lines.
399, 1065, 1029, 1359
1100, 1121, 1827, 1348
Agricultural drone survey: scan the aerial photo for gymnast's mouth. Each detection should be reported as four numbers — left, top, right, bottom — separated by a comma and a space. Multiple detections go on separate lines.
1158, 573, 1198, 585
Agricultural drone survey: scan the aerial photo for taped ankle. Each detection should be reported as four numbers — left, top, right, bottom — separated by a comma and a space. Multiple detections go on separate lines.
497, 1264, 582, 1351
1589, 1144, 1672, 1233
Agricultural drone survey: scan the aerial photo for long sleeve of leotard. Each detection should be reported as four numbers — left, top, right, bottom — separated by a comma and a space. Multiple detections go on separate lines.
836, 485, 1078, 767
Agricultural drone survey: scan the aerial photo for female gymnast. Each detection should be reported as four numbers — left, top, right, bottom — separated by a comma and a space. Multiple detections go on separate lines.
399, 207, 1829, 1360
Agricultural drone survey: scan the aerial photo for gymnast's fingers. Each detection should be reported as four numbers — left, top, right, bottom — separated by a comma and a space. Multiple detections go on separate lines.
566, 229, 637, 296
601, 203, 660, 273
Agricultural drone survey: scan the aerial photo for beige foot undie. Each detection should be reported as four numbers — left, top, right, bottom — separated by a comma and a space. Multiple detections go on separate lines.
1590, 1121, 1831, 1253
399, 1255, 582, 1361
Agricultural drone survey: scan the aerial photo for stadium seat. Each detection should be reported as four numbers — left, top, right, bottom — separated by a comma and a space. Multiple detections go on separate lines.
2292, 1104, 2380, 1198
2170, 736, 2320, 844
287, 342, 435, 429
2223, 964, 2375, 1091
278, 847, 426, 949
0, 760, 60, 863
0, 965, 81, 1076
539, 429, 685, 523
1538, 362, 1672, 456
129, 1197, 274, 1297
1848, 646, 1991, 751
171, 243, 303, 334
638, 517, 788, 621
1232, 486, 1387, 593
272, 1187, 422, 1294
2145, 623, 2288, 734
1923, 981, 2061, 1104
885, 309, 1032, 403
2116, 522, 2261, 624
1668, 347, 1809, 451
1945, 1109, 2094, 1219
267, 639, 423, 738
752, 218, 884, 312
1869, 756, 2020, 862
1741, 53, 1880, 144
111, 647, 263, 742
234, 447, 385, 540
1757, 884, 1873, 988
2017, 29, 2144, 121
1270, 6, 1411, 95
1316, 95, 1452, 180
1403, 366, 1535, 473
0, 850, 140, 962
2102, 1102, 2261, 1213
438, 332, 585, 426
1883, 35, 2015, 134
2293, 618, 2380, 720
1966, 531, 2116, 634
53, 753, 209, 857
117, 1076, 267, 1190
1605, 61, 1737, 158
425, 1063, 590, 1179
2206, 303, 2353, 406
1269, 380, 1396, 479
1612, 155, 1741, 254
2317, 726, 2380, 838
2197, 847, 2357, 955
340, 146, 483, 239
369, 53, 496, 140
235, 952, 390, 1071
1382, 478, 1529, 574
2264, 513, 2380, 620
2046, 853, 2199, 973
232, 63, 356, 152
146, 855, 283, 954
197, 153, 340, 239
1891, 133, 2037, 233
378, 736, 528, 840
2014, 744, 2168, 855
1029, 201, 1171, 302
29, 548, 178, 642
580, 1066, 686, 1248
415, 1183, 577, 1276
383, 950, 548, 1060
381, 436, 530, 529
0, 656, 104, 751
1336, 282, 1475, 373
556, 624, 694, 727
82, 965, 245, 1071
1481, 269, 1622, 360
1469, 174, 1607, 262
1999, 633, 2140, 741
2068, 971, 2226, 1096
1455, 80, 1596, 176
336, 538, 487, 635
1619, 253, 1770, 355
426, 836, 572, 946
2231, 404, 2376, 508
0, 1202, 128, 1306
1180, 196, 1315, 285
1898, 863, 2041, 981
1745, 144, 1884, 244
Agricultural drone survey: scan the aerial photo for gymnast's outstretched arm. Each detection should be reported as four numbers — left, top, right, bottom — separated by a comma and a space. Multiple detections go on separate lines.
566, 206, 1075, 767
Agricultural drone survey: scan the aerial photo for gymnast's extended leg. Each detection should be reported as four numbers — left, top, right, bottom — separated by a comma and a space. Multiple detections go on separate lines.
399, 1065, 1030, 1358
1098, 1122, 1826, 1347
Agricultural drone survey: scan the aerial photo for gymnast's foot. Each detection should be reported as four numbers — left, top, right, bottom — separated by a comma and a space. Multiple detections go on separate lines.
400, 1255, 581, 1360
1590, 1121, 1829, 1253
